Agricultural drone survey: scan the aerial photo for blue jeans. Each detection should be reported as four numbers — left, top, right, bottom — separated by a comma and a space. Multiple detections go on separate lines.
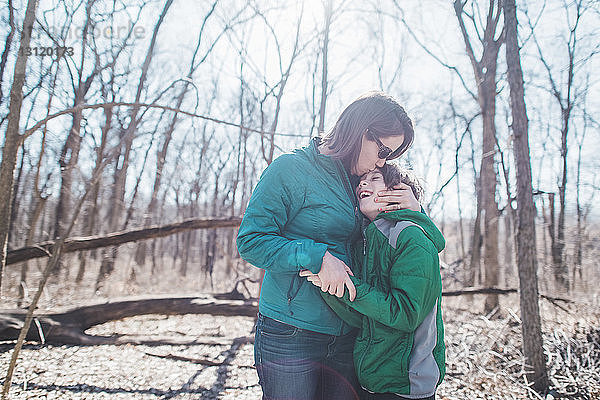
254, 313, 359, 400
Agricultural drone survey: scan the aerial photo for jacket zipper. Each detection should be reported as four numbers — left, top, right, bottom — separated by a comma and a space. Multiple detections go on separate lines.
335, 162, 360, 264
363, 226, 367, 256
356, 233, 373, 375
335, 162, 360, 335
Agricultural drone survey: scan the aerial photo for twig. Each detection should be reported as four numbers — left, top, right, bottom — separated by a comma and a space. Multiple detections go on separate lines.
144, 352, 222, 366
1, 139, 111, 398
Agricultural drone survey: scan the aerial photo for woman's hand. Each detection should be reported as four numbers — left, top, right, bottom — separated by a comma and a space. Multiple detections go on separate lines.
375, 182, 420, 212
299, 251, 356, 301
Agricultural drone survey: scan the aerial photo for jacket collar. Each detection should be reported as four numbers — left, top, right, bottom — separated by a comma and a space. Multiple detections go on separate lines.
302, 136, 341, 175
373, 210, 445, 252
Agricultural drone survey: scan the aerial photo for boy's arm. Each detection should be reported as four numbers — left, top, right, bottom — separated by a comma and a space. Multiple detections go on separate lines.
321, 293, 363, 328
332, 243, 440, 332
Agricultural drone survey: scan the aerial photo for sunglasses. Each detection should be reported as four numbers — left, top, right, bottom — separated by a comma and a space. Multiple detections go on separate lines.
367, 129, 404, 160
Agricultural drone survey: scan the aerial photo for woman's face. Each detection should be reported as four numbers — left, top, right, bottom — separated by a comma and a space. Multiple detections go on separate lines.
356, 170, 388, 221
351, 133, 405, 176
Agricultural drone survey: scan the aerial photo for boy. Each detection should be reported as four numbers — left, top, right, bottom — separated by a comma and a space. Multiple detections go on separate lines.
301, 164, 445, 400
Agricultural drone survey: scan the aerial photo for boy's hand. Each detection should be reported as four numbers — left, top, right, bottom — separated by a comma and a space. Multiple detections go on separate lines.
375, 182, 420, 212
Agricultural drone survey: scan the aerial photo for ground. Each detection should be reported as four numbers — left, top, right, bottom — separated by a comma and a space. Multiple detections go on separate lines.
1, 294, 599, 400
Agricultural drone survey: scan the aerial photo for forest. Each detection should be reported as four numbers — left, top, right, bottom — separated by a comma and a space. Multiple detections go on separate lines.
0, 0, 599, 399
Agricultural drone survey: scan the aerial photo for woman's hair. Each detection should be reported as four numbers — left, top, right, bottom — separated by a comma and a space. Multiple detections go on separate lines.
378, 163, 424, 203
320, 91, 414, 170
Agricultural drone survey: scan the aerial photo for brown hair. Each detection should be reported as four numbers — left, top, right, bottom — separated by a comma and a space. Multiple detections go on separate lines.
320, 91, 414, 171
378, 163, 424, 203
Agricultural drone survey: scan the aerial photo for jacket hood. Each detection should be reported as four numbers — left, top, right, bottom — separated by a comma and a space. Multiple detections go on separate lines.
375, 210, 445, 252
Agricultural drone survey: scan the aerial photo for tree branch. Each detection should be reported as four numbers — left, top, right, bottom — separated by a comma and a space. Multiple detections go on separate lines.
6, 217, 242, 265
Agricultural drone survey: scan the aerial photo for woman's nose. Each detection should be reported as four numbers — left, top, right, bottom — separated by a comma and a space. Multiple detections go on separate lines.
359, 180, 368, 187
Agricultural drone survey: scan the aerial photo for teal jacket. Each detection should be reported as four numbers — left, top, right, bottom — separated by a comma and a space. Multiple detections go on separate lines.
323, 210, 446, 397
236, 138, 361, 335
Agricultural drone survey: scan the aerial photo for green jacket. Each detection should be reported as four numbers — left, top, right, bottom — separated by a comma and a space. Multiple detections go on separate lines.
324, 210, 446, 397
236, 138, 361, 335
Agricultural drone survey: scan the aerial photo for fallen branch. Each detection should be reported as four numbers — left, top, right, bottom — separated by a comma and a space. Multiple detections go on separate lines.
6, 217, 242, 265
0, 295, 257, 345
442, 287, 518, 297
441, 287, 573, 305
0, 288, 577, 346
144, 352, 222, 366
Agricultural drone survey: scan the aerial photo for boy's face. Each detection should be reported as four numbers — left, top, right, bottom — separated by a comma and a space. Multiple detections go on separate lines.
356, 170, 388, 221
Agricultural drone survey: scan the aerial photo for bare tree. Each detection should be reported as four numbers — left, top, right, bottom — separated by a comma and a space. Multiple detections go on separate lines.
18, 60, 61, 302
525, 0, 599, 291
503, 0, 548, 391
100, 0, 175, 280
454, 0, 504, 313
0, 0, 16, 103
0, 0, 39, 291
135, 0, 224, 268
2, 140, 118, 398
255, 4, 305, 165
76, 77, 114, 283
54, 0, 99, 240
572, 73, 593, 287
318, 0, 332, 134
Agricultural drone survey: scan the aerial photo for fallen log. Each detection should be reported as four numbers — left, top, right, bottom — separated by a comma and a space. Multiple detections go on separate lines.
442, 287, 518, 296
1, 288, 573, 346
441, 287, 572, 304
6, 216, 242, 265
0, 294, 257, 345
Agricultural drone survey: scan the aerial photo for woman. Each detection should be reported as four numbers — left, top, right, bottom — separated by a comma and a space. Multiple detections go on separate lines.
236, 91, 419, 400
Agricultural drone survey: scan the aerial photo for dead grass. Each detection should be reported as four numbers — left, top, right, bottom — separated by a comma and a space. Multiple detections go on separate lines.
1, 249, 599, 399
441, 295, 600, 399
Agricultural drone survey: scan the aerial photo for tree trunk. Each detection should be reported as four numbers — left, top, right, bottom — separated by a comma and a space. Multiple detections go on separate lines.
53, 0, 97, 242
573, 138, 585, 288
18, 195, 47, 305
503, 214, 514, 286
54, 102, 83, 240
180, 229, 192, 277
0, 0, 39, 291
481, 118, 500, 314
135, 83, 189, 267
0, 0, 16, 101
102, 0, 174, 280
454, 0, 502, 313
318, 0, 332, 133
553, 109, 569, 289
467, 190, 482, 287
7, 143, 25, 249
504, 0, 549, 392
76, 95, 113, 283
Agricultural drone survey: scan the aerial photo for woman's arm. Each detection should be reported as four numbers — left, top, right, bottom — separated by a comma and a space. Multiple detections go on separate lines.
236, 156, 328, 274
237, 156, 356, 299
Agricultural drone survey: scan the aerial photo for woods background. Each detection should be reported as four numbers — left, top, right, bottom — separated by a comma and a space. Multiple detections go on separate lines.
1, 0, 598, 304
0, 0, 599, 398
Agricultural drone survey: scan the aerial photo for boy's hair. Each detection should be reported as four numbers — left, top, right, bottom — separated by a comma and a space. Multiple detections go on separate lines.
378, 163, 424, 203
